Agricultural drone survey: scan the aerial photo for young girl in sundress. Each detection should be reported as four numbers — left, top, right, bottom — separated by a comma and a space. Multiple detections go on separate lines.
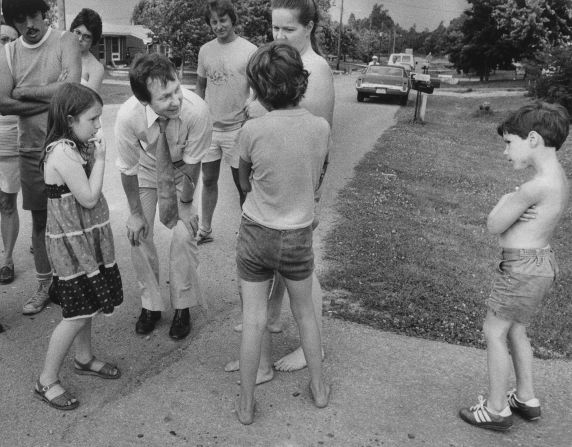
34, 83, 123, 411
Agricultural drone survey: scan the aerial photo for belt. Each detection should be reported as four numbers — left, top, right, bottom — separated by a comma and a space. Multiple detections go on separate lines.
501, 247, 552, 260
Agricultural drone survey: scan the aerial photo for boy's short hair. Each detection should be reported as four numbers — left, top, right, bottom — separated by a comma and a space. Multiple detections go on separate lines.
2, 0, 49, 28
204, 0, 237, 26
246, 41, 309, 110
497, 101, 570, 151
70, 8, 102, 47
129, 53, 178, 103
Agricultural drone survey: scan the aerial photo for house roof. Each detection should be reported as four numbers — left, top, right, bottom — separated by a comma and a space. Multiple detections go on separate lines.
102, 23, 153, 44
65, 16, 153, 44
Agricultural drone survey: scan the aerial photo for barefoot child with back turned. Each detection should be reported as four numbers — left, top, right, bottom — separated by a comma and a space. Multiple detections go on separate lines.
235, 41, 331, 424
460, 102, 569, 431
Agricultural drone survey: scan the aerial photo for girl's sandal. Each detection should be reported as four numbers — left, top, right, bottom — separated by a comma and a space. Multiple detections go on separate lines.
74, 356, 121, 379
34, 380, 79, 411
196, 227, 213, 245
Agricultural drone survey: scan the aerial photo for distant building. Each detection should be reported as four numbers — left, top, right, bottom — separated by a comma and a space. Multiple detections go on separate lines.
66, 15, 156, 67
98, 23, 154, 66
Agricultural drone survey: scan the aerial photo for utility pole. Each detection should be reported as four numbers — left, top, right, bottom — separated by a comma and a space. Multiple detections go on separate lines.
392, 28, 396, 53
57, 0, 66, 30
335, 0, 343, 71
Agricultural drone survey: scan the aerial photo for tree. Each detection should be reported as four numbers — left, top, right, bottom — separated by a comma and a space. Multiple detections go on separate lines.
132, 0, 210, 73
452, 0, 514, 81
493, 0, 572, 61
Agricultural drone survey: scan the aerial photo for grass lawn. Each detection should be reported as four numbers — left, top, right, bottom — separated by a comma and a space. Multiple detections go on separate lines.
321, 93, 572, 360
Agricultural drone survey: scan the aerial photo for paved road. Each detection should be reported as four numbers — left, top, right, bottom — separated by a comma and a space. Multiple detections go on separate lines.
2, 75, 569, 447
0, 72, 398, 446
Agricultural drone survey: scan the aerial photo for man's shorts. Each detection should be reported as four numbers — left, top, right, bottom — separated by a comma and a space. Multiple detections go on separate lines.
236, 215, 314, 282
19, 149, 47, 210
487, 247, 557, 325
0, 155, 21, 194
201, 128, 241, 169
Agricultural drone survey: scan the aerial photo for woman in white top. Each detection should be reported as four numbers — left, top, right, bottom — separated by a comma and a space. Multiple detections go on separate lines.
70, 8, 104, 93
230, 0, 335, 376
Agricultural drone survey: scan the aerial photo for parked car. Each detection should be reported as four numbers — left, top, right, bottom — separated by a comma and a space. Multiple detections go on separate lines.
355, 65, 411, 105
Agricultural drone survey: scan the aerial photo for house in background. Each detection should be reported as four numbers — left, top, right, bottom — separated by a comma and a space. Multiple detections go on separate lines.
66, 15, 156, 67
98, 23, 153, 66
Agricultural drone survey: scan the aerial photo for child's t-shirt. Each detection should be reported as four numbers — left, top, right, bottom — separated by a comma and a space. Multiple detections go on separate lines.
239, 108, 330, 230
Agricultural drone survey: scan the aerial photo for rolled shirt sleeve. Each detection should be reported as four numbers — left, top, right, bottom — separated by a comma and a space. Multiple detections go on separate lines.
114, 97, 142, 176
181, 90, 212, 165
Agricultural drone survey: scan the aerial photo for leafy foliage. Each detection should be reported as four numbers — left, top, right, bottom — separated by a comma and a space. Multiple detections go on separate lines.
132, 0, 211, 67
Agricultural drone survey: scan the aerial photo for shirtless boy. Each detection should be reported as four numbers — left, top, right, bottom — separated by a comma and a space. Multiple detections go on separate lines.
460, 102, 570, 431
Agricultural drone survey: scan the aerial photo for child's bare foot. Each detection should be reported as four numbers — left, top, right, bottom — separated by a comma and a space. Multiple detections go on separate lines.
273, 346, 325, 372
224, 360, 275, 385
233, 322, 283, 333
235, 395, 255, 425
310, 381, 331, 408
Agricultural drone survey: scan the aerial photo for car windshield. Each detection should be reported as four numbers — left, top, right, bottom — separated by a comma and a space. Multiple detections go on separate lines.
368, 66, 403, 76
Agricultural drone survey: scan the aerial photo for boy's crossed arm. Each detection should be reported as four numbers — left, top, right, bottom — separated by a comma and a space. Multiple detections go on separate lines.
487, 181, 540, 234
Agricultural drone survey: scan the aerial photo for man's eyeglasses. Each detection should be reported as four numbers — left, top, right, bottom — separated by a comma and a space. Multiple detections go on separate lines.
73, 29, 93, 42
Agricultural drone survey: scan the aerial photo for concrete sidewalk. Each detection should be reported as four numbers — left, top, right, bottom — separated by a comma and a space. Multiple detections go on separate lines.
59, 311, 572, 446
2, 74, 569, 447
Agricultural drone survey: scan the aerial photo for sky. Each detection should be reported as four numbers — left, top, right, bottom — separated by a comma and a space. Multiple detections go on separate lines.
59, 0, 469, 31
329, 0, 469, 31
61, 0, 140, 25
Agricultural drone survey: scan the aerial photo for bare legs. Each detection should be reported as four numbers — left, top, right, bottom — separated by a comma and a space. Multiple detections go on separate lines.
200, 162, 245, 236
200, 160, 221, 234
31, 209, 51, 276
272, 272, 324, 372
39, 318, 89, 402
236, 276, 329, 425
0, 191, 19, 268
483, 310, 536, 412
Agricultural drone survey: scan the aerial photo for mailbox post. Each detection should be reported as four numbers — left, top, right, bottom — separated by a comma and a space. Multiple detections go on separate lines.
411, 72, 439, 122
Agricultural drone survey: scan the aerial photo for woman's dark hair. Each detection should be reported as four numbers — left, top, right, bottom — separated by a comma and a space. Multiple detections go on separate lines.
204, 0, 237, 26
70, 8, 102, 48
129, 53, 178, 104
43, 83, 103, 163
2, 0, 49, 28
271, 0, 322, 55
246, 41, 308, 110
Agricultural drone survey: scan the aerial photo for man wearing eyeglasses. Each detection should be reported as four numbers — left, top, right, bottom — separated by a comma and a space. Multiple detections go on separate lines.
0, 0, 81, 315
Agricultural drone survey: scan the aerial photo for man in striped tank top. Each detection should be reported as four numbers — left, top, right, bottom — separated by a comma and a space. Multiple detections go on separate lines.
0, 0, 81, 315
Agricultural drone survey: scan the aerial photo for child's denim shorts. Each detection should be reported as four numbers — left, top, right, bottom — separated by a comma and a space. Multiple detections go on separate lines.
487, 247, 557, 325
236, 215, 314, 282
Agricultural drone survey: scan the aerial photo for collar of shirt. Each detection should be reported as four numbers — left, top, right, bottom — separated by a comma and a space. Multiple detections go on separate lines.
145, 106, 182, 130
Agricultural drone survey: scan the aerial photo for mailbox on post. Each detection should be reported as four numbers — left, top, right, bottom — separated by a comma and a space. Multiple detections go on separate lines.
411, 73, 435, 94
410, 73, 440, 122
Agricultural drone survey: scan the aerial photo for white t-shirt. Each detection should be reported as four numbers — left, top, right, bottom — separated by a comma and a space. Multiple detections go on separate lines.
197, 36, 257, 131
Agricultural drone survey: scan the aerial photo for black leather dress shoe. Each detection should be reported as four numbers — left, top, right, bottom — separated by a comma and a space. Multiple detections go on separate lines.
169, 308, 191, 340
135, 309, 161, 334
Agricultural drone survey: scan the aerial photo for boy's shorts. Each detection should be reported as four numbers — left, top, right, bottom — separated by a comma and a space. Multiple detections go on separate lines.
19, 149, 47, 210
236, 215, 314, 282
487, 247, 557, 325
0, 155, 21, 194
201, 128, 241, 169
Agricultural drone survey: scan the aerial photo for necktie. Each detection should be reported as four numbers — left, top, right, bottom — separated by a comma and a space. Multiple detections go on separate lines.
156, 118, 179, 229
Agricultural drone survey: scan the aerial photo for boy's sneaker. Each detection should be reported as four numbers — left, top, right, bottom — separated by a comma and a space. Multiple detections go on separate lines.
22, 281, 51, 315
459, 396, 513, 431
507, 389, 541, 421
